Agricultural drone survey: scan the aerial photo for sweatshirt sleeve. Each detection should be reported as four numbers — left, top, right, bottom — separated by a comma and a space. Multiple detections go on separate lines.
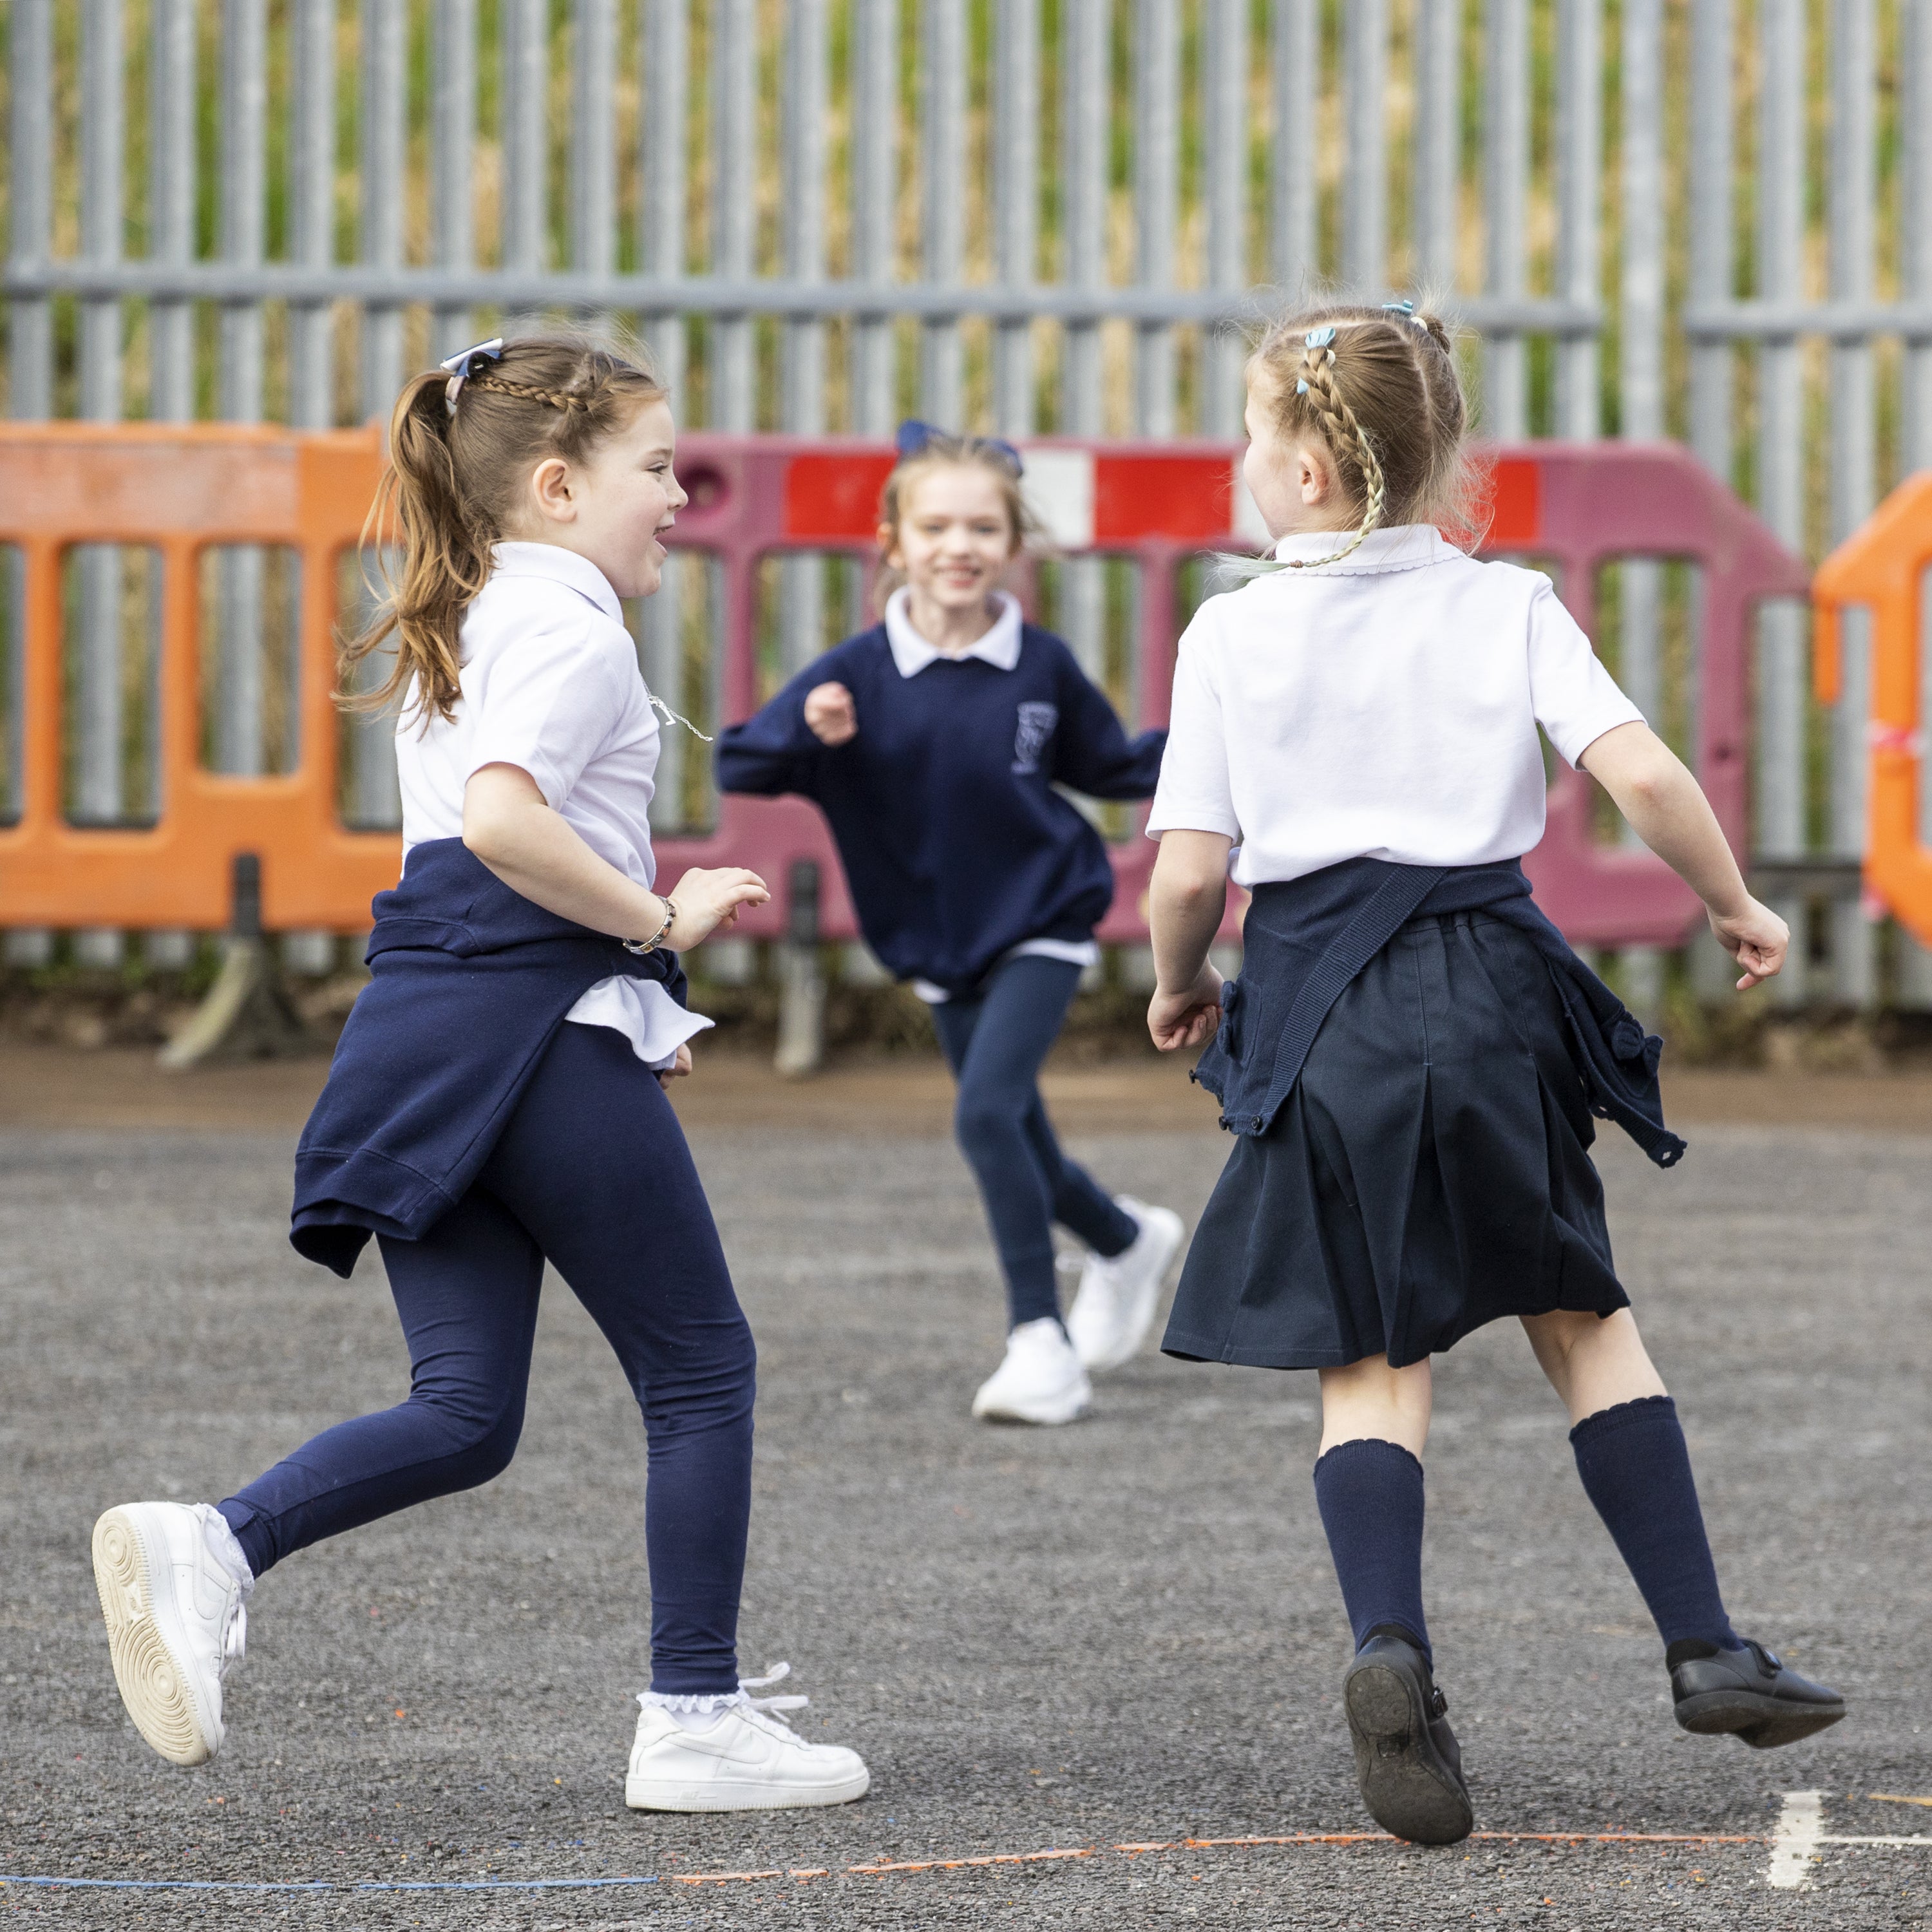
714, 665, 830, 799
1048, 643, 1168, 800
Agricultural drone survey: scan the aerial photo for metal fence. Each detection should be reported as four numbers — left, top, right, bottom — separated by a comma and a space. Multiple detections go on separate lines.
4, 0, 1932, 1007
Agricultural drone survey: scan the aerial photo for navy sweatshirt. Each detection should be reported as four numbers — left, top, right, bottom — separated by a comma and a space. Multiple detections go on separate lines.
715, 623, 1166, 996
291, 838, 686, 1277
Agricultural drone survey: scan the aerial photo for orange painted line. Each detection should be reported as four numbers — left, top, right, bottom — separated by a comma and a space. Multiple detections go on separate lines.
1873, 1795, 1932, 1810
849, 1849, 1094, 1876
668, 1867, 829, 1886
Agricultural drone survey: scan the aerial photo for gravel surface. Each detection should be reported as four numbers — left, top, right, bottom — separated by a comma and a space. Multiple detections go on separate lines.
1, 1107, 1926, 1929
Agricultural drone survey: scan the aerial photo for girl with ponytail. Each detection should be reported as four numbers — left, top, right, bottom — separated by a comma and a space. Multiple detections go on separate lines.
91, 334, 871, 1813
1145, 300, 1842, 1845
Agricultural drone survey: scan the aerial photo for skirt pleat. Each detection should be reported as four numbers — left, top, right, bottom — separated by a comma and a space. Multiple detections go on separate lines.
1163, 911, 1627, 1371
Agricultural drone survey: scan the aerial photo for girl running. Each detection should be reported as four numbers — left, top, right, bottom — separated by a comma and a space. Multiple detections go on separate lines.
91, 334, 869, 1812
717, 424, 1182, 1426
1145, 303, 1844, 1845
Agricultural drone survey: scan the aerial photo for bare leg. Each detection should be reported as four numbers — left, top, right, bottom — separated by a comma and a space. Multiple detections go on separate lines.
1318, 1352, 1434, 1457
1520, 1307, 1667, 1425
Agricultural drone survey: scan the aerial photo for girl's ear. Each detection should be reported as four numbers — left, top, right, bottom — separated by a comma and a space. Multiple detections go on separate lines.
529, 455, 576, 526
1298, 441, 1334, 508
876, 520, 902, 571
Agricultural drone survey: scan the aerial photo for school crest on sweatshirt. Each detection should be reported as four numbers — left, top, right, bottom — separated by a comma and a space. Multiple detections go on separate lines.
1012, 701, 1058, 775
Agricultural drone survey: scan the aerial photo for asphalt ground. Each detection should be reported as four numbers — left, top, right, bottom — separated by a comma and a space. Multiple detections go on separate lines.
1, 1051, 1927, 1929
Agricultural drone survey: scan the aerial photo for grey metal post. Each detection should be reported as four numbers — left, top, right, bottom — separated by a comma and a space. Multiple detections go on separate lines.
1619, 0, 1664, 1021
289, 0, 337, 431
218, 0, 268, 785
8, 0, 54, 421
782, 0, 829, 676
993, 0, 1040, 436
573, 0, 616, 332
1341, 0, 1387, 295
1412, 0, 1457, 292
920, 0, 966, 428
1554, 0, 1600, 440
849, 0, 899, 437
149, 0, 196, 424
502, 0, 549, 327
431, 0, 478, 361
709, 0, 756, 431
1200, 0, 1247, 437
1899, 0, 1932, 1002
1828, 0, 1878, 1005
641, 0, 688, 826
1059, 0, 1107, 438
1482, 0, 1529, 439
1133, 0, 1177, 438
1756, 0, 1808, 1005
361, 0, 408, 418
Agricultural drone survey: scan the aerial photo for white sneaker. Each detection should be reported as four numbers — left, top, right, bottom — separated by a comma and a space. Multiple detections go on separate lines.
91, 1502, 252, 1766
970, 1316, 1092, 1425
625, 1664, 870, 1812
1065, 1198, 1186, 1372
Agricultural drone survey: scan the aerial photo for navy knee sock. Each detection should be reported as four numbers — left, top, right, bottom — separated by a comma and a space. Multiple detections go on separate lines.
1312, 1439, 1431, 1665
1569, 1395, 1740, 1660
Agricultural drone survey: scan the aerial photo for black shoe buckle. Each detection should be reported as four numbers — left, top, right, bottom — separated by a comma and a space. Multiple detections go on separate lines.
1429, 1686, 1448, 1719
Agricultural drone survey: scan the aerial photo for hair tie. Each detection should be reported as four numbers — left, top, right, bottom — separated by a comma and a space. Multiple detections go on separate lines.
895, 418, 1025, 478
440, 337, 504, 417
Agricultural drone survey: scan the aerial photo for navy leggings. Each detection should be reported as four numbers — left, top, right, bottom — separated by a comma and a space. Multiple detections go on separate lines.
930, 954, 1138, 1328
219, 1023, 755, 1696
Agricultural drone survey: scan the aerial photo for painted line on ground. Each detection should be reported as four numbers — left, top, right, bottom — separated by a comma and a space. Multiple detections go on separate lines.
5, 1813, 1925, 1896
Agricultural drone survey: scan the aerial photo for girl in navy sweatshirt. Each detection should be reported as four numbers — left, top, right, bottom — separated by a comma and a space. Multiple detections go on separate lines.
1146, 303, 1843, 1844
718, 424, 1182, 1425
89, 334, 867, 1812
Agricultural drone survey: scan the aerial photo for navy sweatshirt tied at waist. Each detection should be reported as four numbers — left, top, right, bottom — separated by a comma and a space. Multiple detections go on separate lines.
714, 624, 1166, 997
290, 838, 688, 1278
1194, 857, 1685, 1168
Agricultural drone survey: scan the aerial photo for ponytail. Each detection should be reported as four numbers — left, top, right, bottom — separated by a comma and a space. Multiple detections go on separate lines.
337, 332, 667, 727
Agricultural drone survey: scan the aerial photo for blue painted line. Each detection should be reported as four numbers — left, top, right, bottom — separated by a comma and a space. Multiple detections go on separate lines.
1, 1873, 663, 1894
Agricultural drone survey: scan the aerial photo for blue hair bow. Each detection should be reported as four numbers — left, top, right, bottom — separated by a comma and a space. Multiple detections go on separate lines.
440, 337, 504, 416
895, 418, 1024, 477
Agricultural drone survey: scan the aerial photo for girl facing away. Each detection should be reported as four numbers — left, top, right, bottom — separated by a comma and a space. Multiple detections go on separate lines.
717, 425, 1184, 1425
90, 334, 869, 1812
1145, 303, 1844, 1846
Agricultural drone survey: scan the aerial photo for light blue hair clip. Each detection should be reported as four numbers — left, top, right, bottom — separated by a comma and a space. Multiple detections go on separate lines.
1296, 324, 1336, 392
440, 336, 504, 416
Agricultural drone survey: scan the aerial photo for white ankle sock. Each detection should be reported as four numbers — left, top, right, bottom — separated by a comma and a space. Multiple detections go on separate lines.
667, 1705, 731, 1732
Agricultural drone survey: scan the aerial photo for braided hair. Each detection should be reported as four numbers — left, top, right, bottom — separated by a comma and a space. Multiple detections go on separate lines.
1239, 299, 1473, 574
341, 333, 667, 726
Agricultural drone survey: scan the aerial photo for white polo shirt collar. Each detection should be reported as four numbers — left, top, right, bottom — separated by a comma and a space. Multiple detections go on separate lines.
488, 541, 625, 623
1270, 523, 1459, 576
883, 587, 1023, 677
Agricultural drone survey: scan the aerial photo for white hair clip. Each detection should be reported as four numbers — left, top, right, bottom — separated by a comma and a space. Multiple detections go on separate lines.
440, 337, 504, 416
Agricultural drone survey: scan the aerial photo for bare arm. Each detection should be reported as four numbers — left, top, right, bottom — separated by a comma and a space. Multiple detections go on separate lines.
1578, 720, 1787, 989
1146, 829, 1235, 1051
462, 762, 768, 951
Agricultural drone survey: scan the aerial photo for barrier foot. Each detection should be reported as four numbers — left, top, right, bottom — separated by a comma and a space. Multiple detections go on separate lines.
774, 858, 826, 1080
158, 936, 315, 1070
158, 853, 317, 1070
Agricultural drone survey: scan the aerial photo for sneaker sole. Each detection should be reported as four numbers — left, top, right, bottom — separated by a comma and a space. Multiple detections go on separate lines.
1343, 1660, 1473, 1846
1075, 1213, 1185, 1373
625, 1767, 871, 1812
1674, 1689, 1847, 1750
91, 1508, 217, 1767
970, 1392, 1090, 1426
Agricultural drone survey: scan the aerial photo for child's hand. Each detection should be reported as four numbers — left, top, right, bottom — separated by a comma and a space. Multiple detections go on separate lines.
663, 867, 770, 949
1148, 965, 1224, 1052
657, 1042, 694, 1088
1709, 896, 1789, 990
804, 681, 858, 745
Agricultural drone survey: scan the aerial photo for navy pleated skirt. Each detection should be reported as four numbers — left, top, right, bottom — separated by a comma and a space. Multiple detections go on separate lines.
1162, 910, 1628, 1372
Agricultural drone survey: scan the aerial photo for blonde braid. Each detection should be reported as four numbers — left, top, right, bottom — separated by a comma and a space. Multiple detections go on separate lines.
468, 373, 588, 412
1284, 332, 1387, 571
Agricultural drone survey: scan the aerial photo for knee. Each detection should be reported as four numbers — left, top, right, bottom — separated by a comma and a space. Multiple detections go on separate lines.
954, 1086, 1023, 1160
642, 1318, 757, 1433
415, 1387, 526, 1490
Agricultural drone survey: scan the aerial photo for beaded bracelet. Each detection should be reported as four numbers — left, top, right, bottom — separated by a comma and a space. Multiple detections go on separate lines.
622, 896, 677, 954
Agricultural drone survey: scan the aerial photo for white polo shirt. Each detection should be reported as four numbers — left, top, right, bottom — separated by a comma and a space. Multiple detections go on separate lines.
1146, 524, 1644, 888
395, 541, 711, 1070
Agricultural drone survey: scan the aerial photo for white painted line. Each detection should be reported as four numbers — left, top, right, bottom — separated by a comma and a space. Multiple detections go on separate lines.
1767, 1790, 1826, 1889
1819, 1835, 1932, 1848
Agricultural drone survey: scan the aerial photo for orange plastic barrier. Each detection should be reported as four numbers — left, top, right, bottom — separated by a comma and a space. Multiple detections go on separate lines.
1814, 470, 1932, 946
0, 421, 396, 932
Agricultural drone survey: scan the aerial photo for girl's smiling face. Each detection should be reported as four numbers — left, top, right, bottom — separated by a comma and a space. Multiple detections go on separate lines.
879, 463, 1021, 614
516, 396, 687, 599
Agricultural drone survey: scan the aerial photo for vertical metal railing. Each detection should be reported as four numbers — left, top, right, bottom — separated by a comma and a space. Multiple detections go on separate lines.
3, 1, 1929, 1006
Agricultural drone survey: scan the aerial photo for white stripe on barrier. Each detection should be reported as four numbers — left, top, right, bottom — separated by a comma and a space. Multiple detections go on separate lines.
1018, 447, 1095, 548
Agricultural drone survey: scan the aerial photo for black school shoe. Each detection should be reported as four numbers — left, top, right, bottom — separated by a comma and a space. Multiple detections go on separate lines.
1341, 1629, 1474, 1846
1669, 1637, 1846, 1749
